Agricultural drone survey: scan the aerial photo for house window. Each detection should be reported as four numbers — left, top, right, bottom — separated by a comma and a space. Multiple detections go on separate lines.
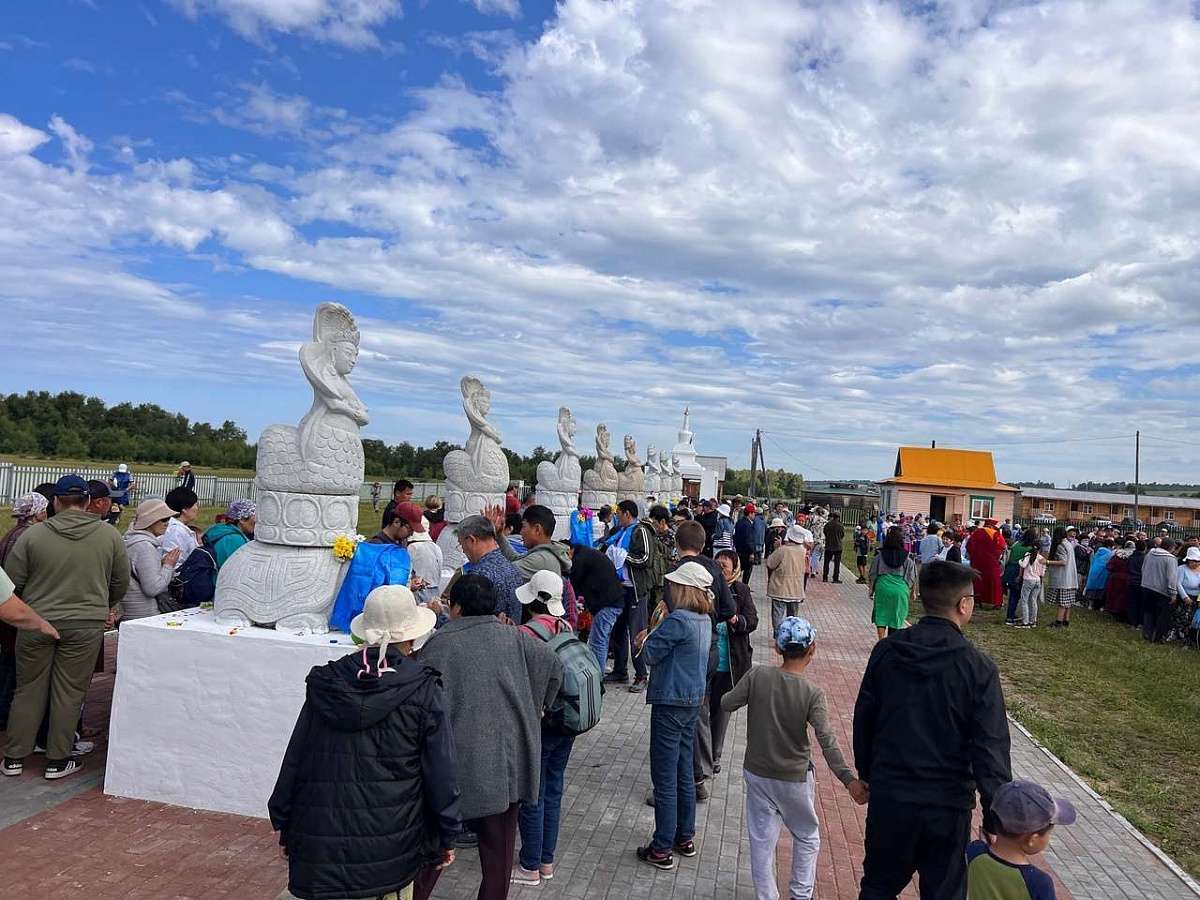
1165, 510, 1175, 521
970, 496, 994, 519
1123, 508, 1133, 517
1043, 501, 1054, 512
1070, 502, 1080, 512
1083, 504, 1093, 515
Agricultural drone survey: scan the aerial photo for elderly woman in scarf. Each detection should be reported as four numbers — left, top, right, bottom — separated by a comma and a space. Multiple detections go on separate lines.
1, 491, 51, 727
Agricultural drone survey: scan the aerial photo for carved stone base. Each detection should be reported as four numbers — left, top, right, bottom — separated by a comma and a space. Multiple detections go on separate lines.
214, 543, 347, 632
436, 526, 467, 575
580, 490, 617, 511
616, 491, 647, 517
444, 484, 505, 523
254, 489, 359, 547
536, 488, 578, 540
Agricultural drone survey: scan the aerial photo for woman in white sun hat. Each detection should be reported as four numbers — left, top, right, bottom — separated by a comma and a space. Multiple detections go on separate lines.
633, 560, 714, 872
269, 585, 461, 900
511, 569, 582, 886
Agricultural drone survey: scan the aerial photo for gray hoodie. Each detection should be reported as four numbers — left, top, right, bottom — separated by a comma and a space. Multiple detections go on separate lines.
1141, 547, 1179, 600
122, 530, 173, 620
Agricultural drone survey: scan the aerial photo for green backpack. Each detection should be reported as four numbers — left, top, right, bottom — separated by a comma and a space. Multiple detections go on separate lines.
524, 621, 604, 737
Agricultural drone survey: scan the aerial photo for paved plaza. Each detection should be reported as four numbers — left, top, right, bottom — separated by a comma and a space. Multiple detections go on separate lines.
1, 566, 1197, 898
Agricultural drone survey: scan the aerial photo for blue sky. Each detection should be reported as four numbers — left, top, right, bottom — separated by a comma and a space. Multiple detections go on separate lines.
2, 0, 1199, 486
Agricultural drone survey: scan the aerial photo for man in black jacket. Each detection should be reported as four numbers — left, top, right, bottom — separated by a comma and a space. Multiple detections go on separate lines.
570, 542, 626, 674
853, 560, 1011, 900
823, 513, 845, 583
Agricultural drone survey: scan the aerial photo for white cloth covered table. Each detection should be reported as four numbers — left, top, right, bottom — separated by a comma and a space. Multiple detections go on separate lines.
104, 608, 356, 817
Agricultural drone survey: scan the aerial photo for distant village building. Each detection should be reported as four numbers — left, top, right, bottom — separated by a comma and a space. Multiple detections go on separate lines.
877, 446, 1018, 524
1017, 487, 1200, 527
671, 407, 726, 500
802, 480, 880, 513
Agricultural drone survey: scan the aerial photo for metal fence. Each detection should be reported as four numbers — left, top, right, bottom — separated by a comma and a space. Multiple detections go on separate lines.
0, 460, 451, 508
1011, 515, 1200, 540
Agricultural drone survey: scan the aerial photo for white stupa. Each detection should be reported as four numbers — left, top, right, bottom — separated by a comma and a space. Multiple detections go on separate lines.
671, 406, 721, 499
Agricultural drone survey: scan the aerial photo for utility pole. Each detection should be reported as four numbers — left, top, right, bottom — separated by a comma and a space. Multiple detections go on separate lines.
1134, 430, 1140, 526
748, 430, 760, 497
758, 431, 772, 506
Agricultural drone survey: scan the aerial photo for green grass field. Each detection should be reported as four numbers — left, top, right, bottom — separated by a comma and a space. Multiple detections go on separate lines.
842, 533, 1200, 877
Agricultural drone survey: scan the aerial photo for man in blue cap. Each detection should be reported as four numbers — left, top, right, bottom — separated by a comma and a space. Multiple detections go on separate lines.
2, 475, 129, 781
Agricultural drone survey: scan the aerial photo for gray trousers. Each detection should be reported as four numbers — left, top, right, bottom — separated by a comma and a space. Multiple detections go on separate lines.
744, 769, 820, 900
770, 598, 803, 641
1019, 579, 1042, 626
693, 682, 713, 782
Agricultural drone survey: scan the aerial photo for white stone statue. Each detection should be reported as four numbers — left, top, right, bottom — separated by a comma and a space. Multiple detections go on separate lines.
580, 423, 618, 510
616, 434, 645, 503
442, 375, 511, 523
670, 454, 684, 497
644, 445, 661, 497
216, 302, 366, 634
535, 407, 581, 539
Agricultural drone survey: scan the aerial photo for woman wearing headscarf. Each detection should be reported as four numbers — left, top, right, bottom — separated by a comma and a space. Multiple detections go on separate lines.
122, 499, 182, 620
0, 492, 50, 728
1104, 542, 1135, 619
868, 525, 916, 640
710, 549, 758, 776
1084, 539, 1115, 609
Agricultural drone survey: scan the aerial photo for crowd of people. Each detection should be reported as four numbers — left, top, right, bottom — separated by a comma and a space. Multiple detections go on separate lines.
1, 471, 1088, 900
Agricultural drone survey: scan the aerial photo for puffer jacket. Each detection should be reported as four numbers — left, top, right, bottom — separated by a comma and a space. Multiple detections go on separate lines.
122, 530, 174, 620
269, 647, 462, 900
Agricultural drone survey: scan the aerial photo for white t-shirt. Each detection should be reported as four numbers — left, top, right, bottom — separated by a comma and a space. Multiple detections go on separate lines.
159, 516, 198, 571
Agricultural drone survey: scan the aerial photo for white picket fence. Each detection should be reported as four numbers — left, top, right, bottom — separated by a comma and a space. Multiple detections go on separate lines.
0, 460, 449, 508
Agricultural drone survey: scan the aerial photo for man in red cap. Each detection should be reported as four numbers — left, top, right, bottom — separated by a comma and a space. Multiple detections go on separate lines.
733, 503, 765, 584
965, 518, 1007, 610
371, 502, 443, 605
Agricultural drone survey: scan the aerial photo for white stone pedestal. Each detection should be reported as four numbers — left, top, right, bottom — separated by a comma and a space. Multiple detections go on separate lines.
581, 490, 616, 511
436, 526, 467, 575
104, 608, 357, 818
443, 486, 504, 523
536, 488, 576, 540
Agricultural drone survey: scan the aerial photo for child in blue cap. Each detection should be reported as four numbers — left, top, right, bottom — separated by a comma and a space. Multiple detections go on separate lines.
721, 616, 868, 900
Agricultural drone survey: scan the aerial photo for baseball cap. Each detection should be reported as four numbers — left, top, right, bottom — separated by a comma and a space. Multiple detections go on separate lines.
54, 474, 90, 498
393, 501, 426, 533
776, 616, 816, 652
991, 780, 1077, 834
87, 479, 118, 500
516, 569, 566, 617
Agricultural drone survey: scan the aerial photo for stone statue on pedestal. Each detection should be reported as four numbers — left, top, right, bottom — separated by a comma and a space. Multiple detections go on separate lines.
216, 302, 366, 633
670, 453, 684, 498
644, 445, 661, 497
535, 407, 581, 539
616, 435, 645, 509
437, 375, 511, 571
580, 424, 618, 511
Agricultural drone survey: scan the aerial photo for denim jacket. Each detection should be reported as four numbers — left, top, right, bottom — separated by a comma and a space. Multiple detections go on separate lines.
641, 609, 710, 707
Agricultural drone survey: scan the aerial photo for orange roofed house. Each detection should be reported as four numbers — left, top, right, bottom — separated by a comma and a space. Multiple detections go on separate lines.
877, 447, 1019, 525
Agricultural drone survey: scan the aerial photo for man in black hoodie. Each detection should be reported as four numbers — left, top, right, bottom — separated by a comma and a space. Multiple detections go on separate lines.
853, 560, 1011, 900
269, 585, 461, 900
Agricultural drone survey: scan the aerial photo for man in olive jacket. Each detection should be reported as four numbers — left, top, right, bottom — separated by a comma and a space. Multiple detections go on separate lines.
3, 475, 129, 779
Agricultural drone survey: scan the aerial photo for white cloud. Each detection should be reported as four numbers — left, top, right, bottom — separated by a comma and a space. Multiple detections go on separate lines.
168, 0, 401, 48
47, 114, 93, 171
468, 0, 520, 18
9, 1, 1200, 484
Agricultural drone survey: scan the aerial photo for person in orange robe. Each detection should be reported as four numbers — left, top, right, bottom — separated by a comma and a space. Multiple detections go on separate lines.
965, 518, 1006, 609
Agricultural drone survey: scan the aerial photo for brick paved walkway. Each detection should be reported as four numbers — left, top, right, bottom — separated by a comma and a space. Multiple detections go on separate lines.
1, 567, 1197, 898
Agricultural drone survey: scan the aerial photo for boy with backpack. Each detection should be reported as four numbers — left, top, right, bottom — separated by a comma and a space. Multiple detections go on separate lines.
510, 569, 602, 886
721, 616, 868, 899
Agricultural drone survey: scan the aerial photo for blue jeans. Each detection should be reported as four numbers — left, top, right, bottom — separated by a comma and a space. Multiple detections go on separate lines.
588, 606, 621, 673
518, 731, 575, 870
649, 703, 700, 852
1006, 581, 1021, 621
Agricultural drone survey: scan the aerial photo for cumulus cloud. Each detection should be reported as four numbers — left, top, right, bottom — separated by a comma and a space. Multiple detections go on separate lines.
167, 0, 401, 48
7, 0, 1200, 484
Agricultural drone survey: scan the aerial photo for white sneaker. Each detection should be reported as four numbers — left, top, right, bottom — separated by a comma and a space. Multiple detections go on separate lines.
72, 740, 95, 756
44, 759, 84, 780
510, 865, 541, 885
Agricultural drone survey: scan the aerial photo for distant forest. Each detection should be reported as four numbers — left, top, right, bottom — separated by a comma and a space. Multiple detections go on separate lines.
0, 390, 578, 483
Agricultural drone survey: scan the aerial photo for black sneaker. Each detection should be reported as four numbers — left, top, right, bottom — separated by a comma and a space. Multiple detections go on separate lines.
673, 840, 697, 858
44, 759, 83, 780
636, 845, 675, 870
2, 757, 23, 777
694, 780, 709, 802
1005, 619, 1017, 627
603, 673, 629, 685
